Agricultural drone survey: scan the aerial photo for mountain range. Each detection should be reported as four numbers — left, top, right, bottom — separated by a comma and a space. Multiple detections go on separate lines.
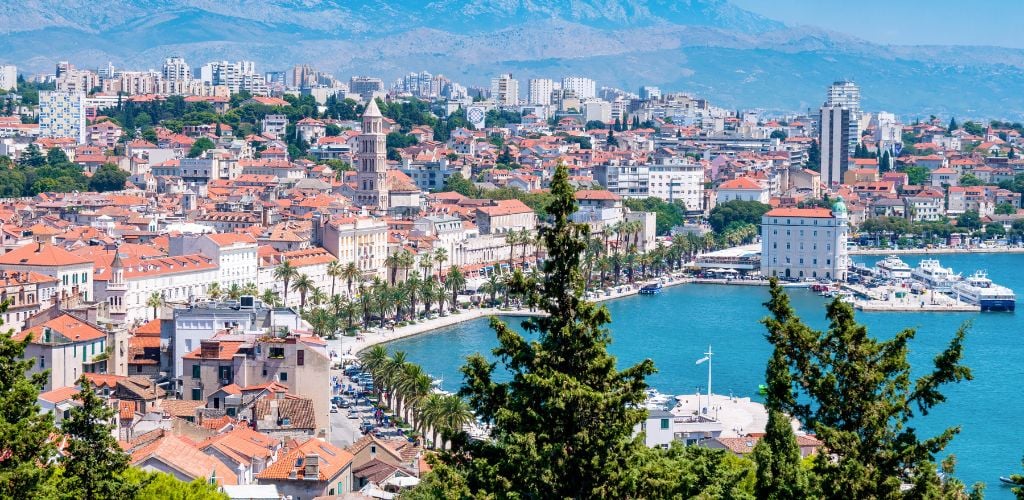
4, 0, 1024, 119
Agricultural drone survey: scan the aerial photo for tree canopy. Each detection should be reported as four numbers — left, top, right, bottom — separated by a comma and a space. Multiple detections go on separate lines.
708, 199, 771, 234
88, 163, 128, 192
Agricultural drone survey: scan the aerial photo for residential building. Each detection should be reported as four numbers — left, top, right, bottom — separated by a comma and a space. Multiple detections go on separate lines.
0, 271, 57, 332
258, 247, 337, 306
490, 73, 519, 106
562, 76, 596, 99
169, 233, 258, 289
320, 216, 389, 281
261, 114, 289, 138
0, 64, 16, 91
639, 86, 661, 100
648, 158, 705, 212
92, 250, 219, 324
15, 313, 119, 391
760, 200, 849, 281
349, 76, 383, 96
0, 242, 94, 303
528, 78, 554, 105
716, 177, 769, 204
475, 199, 537, 235
819, 105, 851, 186
255, 438, 354, 498
593, 162, 649, 198
162, 56, 191, 83
86, 121, 124, 150
39, 90, 87, 143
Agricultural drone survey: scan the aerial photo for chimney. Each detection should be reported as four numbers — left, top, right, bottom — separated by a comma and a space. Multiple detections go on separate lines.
303, 454, 319, 480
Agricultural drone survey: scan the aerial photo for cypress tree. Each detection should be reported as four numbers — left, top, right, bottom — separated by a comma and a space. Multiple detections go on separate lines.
0, 303, 58, 498
753, 281, 811, 499
949, 116, 958, 132
763, 279, 978, 499
61, 376, 144, 499
450, 163, 657, 497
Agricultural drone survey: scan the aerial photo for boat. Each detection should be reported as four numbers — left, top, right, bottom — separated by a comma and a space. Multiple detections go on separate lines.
911, 259, 961, 292
1000, 476, 1020, 485
643, 389, 674, 410
951, 271, 1016, 312
639, 282, 663, 295
875, 255, 912, 280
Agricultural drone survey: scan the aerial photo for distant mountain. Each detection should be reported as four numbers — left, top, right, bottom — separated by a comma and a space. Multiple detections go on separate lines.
4, 0, 1024, 119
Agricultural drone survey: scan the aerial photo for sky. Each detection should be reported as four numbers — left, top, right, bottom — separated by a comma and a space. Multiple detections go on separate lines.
731, 0, 1024, 49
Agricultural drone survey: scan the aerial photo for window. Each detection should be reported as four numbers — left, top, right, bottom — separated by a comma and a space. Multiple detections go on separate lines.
191, 388, 201, 400
297, 350, 304, 366
192, 364, 200, 379
660, 418, 670, 430
280, 372, 288, 382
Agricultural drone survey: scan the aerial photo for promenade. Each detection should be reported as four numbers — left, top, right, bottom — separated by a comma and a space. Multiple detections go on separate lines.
850, 246, 1024, 255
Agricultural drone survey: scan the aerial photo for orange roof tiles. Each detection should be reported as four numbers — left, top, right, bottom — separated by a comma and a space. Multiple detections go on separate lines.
256, 438, 353, 482
764, 208, 834, 218
15, 314, 107, 344
0, 242, 90, 267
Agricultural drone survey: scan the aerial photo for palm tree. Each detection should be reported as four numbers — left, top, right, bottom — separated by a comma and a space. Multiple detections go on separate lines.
419, 277, 436, 316
227, 283, 243, 299
417, 253, 433, 280
433, 278, 447, 315
406, 271, 422, 319
242, 282, 258, 296
418, 393, 446, 448
433, 247, 448, 278
381, 352, 408, 409
273, 261, 297, 305
505, 230, 520, 269
398, 250, 416, 283
341, 262, 361, 296
260, 289, 279, 307
518, 229, 533, 267
342, 299, 359, 331
291, 273, 315, 311
481, 271, 502, 306
310, 288, 327, 307
445, 266, 465, 310
358, 345, 390, 400
358, 283, 372, 330
437, 395, 473, 449
385, 253, 401, 285
146, 292, 163, 319
207, 282, 222, 300
326, 260, 343, 297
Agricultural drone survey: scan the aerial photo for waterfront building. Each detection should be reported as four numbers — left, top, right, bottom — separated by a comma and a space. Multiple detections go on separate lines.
39, 90, 86, 143
92, 250, 219, 324
320, 215, 388, 280
760, 199, 849, 281
648, 158, 705, 212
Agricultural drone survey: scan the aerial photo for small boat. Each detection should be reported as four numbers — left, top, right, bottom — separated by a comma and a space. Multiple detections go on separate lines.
639, 282, 663, 295
1000, 476, 1019, 485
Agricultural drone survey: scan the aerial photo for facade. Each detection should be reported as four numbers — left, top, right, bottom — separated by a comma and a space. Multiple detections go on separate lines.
593, 162, 649, 198
15, 314, 114, 391
490, 73, 519, 106
716, 177, 769, 204
648, 158, 705, 211
168, 233, 258, 289
353, 100, 389, 210
528, 78, 554, 105
0, 242, 94, 303
562, 76, 596, 99
321, 216, 388, 280
93, 251, 219, 324
261, 114, 289, 138
39, 90, 86, 143
819, 105, 851, 187
0, 64, 16, 91
255, 438, 354, 498
162, 56, 191, 83
760, 201, 849, 281
475, 199, 537, 235
0, 271, 57, 332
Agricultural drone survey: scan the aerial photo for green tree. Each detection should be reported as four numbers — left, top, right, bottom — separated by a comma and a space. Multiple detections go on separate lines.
708, 199, 771, 234
188, 137, 215, 158
948, 116, 958, 132
274, 261, 298, 305
959, 173, 984, 187
763, 279, 975, 499
903, 165, 929, 185
124, 469, 229, 500
88, 163, 128, 192
61, 377, 144, 499
1008, 457, 1024, 498
806, 139, 821, 172
986, 221, 1006, 238
46, 147, 69, 165
0, 301, 58, 498
436, 163, 657, 497
442, 172, 479, 196
19, 143, 46, 168
770, 129, 788, 140
957, 210, 982, 231
996, 202, 1017, 215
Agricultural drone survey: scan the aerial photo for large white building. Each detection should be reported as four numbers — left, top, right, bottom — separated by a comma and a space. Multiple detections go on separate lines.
490, 73, 519, 106
562, 76, 596, 99
648, 158, 705, 212
93, 251, 219, 324
527, 78, 554, 105
162, 56, 191, 83
199, 60, 267, 95
321, 216, 388, 281
760, 200, 849, 281
39, 90, 86, 143
168, 233, 259, 289
0, 64, 16, 91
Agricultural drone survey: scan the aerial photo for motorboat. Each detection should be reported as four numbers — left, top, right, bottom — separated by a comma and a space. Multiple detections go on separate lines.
875, 255, 912, 280
639, 282, 663, 295
911, 259, 961, 292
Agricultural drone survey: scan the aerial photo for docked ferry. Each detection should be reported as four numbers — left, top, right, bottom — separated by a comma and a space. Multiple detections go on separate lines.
951, 271, 1016, 311
910, 259, 961, 292
639, 282, 663, 295
876, 255, 912, 280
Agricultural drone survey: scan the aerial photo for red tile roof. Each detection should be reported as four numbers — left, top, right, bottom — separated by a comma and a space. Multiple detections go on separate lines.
764, 208, 834, 218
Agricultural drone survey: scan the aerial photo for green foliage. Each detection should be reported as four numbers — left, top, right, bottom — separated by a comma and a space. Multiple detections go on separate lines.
560, 134, 592, 149
998, 173, 1024, 194
485, 109, 523, 128
88, 163, 128, 192
959, 173, 984, 187
879, 149, 893, 173
962, 121, 986, 136
805, 140, 821, 172
377, 98, 438, 132
957, 210, 982, 230
441, 172, 479, 197
708, 199, 771, 234
623, 197, 687, 235
902, 165, 929, 186
770, 129, 787, 140
188, 137, 215, 158
123, 468, 228, 500
585, 120, 607, 130
996, 202, 1017, 215
0, 301, 58, 498
763, 279, 974, 499
986, 221, 1006, 237
61, 376, 144, 499
429, 164, 661, 497
481, 186, 555, 218
323, 96, 364, 120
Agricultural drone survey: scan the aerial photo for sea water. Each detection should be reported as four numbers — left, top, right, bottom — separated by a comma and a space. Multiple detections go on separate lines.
388, 252, 1024, 496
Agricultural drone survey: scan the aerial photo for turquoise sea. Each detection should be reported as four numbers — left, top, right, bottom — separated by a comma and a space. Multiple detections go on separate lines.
388, 253, 1024, 496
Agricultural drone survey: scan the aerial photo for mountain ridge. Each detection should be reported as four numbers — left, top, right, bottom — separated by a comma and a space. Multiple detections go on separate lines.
4, 0, 1024, 119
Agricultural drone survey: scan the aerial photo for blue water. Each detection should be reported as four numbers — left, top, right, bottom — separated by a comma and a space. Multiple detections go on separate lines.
387, 253, 1024, 496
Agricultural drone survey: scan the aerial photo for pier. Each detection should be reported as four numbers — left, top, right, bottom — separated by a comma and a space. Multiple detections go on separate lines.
841, 283, 979, 312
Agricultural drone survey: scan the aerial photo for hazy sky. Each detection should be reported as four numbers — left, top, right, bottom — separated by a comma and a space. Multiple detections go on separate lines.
731, 0, 1024, 49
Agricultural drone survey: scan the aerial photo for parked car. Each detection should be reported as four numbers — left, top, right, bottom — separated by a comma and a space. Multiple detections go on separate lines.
330, 404, 339, 413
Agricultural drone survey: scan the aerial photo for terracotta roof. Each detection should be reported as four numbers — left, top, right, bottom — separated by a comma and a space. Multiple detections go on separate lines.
476, 199, 533, 217
575, 189, 621, 201
764, 208, 834, 218
0, 242, 90, 267
38, 386, 80, 404
206, 233, 257, 247
158, 399, 205, 419
253, 397, 316, 430
718, 177, 763, 190
14, 314, 107, 343
133, 319, 162, 337
131, 433, 238, 485
256, 438, 353, 481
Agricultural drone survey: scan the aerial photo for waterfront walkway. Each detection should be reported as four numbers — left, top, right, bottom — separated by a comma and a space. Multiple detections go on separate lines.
851, 246, 1024, 255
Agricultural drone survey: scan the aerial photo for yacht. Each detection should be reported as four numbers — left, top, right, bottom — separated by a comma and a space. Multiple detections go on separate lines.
639, 282, 663, 295
875, 255, 912, 280
951, 271, 1016, 311
911, 259, 961, 292
643, 389, 674, 410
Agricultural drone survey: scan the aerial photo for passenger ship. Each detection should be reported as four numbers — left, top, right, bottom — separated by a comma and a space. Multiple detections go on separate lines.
951, 271, 1016, 312
910, 259, 961, 292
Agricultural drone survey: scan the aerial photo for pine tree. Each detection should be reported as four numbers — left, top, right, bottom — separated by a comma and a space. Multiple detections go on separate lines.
446, 163, 657, 497
61, 376, 143, 500
0, 302, 58, 498
753, 281, 811, 499
763, 279, 977, 499
880, 150, 892, 173
949, 116, 958, 132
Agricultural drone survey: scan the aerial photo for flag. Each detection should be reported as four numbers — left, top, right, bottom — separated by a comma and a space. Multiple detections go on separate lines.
695, 356, 709, 365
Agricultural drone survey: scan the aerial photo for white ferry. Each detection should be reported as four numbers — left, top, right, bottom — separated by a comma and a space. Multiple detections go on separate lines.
875, 255, 912, 280
951, 271, 1016, 312
910, 259, 961, 292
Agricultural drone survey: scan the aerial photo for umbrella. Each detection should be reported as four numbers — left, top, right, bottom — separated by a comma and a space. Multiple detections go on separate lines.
385, 476, 421, 488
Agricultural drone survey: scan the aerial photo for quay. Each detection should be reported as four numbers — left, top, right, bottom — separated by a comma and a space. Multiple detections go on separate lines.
841, 283, 980, 312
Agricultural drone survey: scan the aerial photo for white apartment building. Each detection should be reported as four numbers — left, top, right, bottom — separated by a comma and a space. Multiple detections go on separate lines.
258, 247, 338, 305
528, 78, 555, 105
490, 73, 519, 106
562, 76, 596, 99
93, 252, 219, 324
412, 215, 465, 265
760, 201, 849, 281
200, 60, 267, 95
39, 90, 86, 143
584, 100, 612, 124
0, 64, 16, 91
0, 242, 94, 303
716, 177, 769, 204
648, 158, 705, 212
169, 233, 259, 289
321, 216, 388, 281
261, 114, 289, 138
163, 56, 191, 83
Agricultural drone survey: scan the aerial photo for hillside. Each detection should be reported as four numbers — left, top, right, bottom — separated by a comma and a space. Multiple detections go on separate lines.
4, 0, 1024, 118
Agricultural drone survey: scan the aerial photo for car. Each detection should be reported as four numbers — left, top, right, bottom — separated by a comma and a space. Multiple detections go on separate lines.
330, 404, 339, 413
348, 411, 359, 419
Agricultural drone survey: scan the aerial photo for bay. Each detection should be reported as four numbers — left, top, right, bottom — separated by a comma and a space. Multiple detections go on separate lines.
387, 252, 1024, 496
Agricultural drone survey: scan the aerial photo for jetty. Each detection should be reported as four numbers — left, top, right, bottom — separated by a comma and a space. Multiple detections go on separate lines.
841, 283, 979, 312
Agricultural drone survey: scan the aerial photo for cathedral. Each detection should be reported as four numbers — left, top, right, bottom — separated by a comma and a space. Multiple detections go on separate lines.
354, 98, 389, 211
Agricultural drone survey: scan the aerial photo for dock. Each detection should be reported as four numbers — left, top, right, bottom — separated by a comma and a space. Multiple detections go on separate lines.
841, 283, 980, 312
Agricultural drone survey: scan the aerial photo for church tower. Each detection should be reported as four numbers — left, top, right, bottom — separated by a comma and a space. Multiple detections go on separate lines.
355, 99, 389, 211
